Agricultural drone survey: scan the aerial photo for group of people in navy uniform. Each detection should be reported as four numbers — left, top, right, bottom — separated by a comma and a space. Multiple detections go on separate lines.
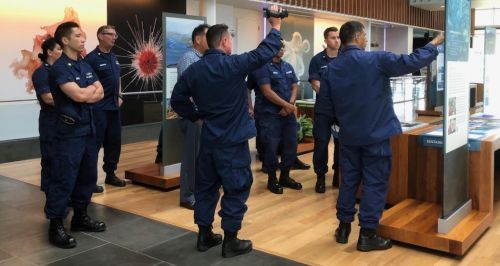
33, 22, 126, 249
170, 2, 444, 255
34, 4, 444, 257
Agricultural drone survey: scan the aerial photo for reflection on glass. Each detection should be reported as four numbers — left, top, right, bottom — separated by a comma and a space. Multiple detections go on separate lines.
390, 76, 426, 123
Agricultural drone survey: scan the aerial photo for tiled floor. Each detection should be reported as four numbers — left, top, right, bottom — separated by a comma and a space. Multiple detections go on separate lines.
0, 176, 304, 266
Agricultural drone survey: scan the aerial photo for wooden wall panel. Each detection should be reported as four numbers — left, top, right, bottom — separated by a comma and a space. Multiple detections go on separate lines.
276, 0, 446, 30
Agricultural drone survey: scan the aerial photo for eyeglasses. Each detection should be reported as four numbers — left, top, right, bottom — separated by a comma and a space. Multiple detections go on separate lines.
102, 32, 118, 39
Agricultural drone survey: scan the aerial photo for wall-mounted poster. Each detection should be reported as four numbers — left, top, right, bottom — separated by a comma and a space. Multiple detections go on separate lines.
0, 1, 105, 141
281, 14, 314, 82
483, 27, 497, 115
440, 0, 471, 234
160, 13, 206, 172
164, 14, 206, 102
107, 0, 185, 125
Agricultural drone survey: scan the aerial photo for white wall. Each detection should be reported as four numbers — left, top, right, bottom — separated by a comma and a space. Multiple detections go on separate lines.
186, 0, 263, 54
313, 17, 369, 54
386, 26, 412, 54
370, 26, 385, 52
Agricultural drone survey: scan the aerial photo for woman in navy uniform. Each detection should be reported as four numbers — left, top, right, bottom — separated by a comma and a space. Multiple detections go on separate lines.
32, 37, 62, 195
45, 22, 105, 249
252, 43, 302, 194
324, 21, 444, 251
308, 26, 341, 193
171, 6, 283, 258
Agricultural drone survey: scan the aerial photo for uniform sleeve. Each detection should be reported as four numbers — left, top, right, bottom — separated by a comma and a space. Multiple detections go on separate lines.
170, 70, 199, 122
291, 66, 299, 83
32, 69, 51, 96
87, 67, 99, 84
320, 70, 335, 120
308, 56, 321, 82
378, 43, 439, 77
228, 28, 282, 75
83, 53, 96, 70
246, 73, 255, 90
50, 64, 75, 86
255, 66, 271, 86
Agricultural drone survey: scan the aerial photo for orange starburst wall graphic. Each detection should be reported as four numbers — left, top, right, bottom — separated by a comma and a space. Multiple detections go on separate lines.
9, 7, 87, 94
0, 1, 105, 102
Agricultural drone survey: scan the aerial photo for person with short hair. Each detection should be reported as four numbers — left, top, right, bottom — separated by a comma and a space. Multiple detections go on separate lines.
85, 25, 126, 192
325, 20, 444, 251
176, 23, 209, 210
251, 42, 302, 194
171, 5, 284, 258
309, 26, 341, 193
45, 21, 105, 249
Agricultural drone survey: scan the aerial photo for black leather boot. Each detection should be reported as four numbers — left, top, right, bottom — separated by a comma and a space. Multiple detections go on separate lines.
334, 222, 351, 244
267, 172, 283, 194
71, 207, 106, 232
105, 172, 126, 187
222, 231, 252, 258
197, 225, 223, 252
49, 218, 77, 249
357, 228, 392, 251
279, 170, 302, 190
93, 185, 104, 193
315, 174, 326, 193
291, 158, 311, 170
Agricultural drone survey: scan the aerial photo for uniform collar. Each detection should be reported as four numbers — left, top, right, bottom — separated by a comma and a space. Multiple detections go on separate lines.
95, 46, 112, 56
322, 49, 338, 59
60, 53, 78, 63
341, 45, 362, 53
204, 48, 226, 56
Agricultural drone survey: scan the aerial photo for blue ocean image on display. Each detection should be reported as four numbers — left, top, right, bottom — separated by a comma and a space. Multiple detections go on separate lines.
445, 0, 470, 62
166, 17, 204, 66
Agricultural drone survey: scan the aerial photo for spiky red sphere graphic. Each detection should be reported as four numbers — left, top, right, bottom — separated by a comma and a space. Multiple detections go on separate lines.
132, 42, 162, 78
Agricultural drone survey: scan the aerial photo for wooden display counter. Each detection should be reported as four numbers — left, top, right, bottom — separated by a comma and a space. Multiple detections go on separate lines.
125, 163, 180, 190
379, 123, 500, 255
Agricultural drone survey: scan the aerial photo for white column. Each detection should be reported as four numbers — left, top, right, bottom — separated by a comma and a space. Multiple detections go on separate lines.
199, 0, 216, 25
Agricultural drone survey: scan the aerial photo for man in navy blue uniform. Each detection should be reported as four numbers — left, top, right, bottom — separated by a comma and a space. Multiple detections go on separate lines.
85, 25, 126, 192
171, 6, 283, 258
324, 21, 444, 251
45, 21, 106, 249
252, 43, 302, 194
309, 26, 341, 193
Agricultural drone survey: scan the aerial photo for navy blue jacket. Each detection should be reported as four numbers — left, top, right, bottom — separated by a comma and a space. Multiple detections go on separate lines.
84, 47, 120, 110
171, 28, 282, 147
252, 60, 298, 115
309, 50, 336, 116
33, 63, 57, 141
323, 43, 438, 146
49, 53, 99, 137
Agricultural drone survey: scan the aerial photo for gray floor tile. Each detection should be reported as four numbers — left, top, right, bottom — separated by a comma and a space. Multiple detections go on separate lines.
90, 217, 188, 251
0, 214, 46, 244
86, 204, 142, 228
0, 231, 107, 265
143, 232, 223, 266
47, 243, 160, 266
0, 257, 35, 266
0, 249, 12, 263
0, 175, 304, 266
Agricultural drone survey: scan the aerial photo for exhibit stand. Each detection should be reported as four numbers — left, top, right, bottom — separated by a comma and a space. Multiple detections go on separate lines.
125, 13, 206, 189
